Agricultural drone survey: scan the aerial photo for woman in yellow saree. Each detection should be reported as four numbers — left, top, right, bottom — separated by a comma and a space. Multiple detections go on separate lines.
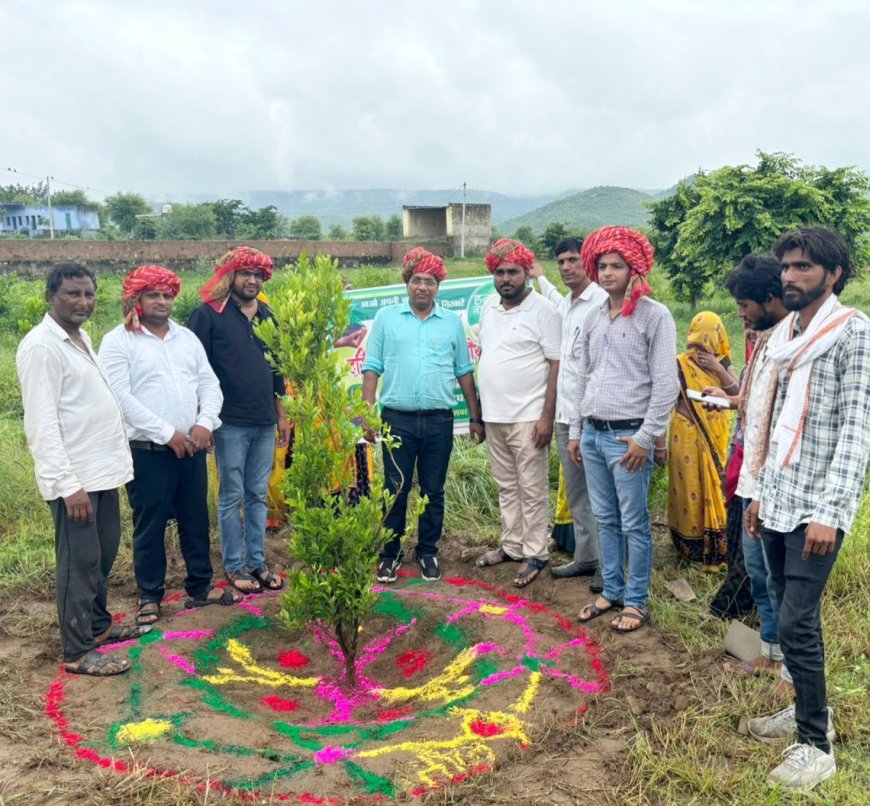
667, 312, 736, 571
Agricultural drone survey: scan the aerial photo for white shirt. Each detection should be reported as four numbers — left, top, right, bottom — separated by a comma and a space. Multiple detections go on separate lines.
16, 314, 133, 501
736, 337, 777, 500
478, 289, 561, 423
537, 275, 608, 424
99, 320, 223, 443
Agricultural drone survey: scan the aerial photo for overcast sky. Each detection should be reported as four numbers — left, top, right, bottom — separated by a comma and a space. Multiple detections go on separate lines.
3, 0, 868, 198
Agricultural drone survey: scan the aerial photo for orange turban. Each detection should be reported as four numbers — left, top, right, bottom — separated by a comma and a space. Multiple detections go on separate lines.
200, 246, 274, 312
485, 238, 535, 273
580, 226, 655, 316
402, 247, 446, 283
122, 265, 181, 331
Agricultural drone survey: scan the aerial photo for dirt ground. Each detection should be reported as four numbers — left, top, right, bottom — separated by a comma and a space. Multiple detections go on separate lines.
0, 530, 722, 805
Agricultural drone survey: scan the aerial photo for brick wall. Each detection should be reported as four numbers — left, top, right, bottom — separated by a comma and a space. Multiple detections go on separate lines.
0, 238, 450, 275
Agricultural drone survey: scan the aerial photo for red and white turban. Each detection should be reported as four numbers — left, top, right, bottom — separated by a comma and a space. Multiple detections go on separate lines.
402, 247, 446, 283
485, 238, 536, 273
200, 246, 275, 312
122, 265, 181, 331
580, 226, 655, 316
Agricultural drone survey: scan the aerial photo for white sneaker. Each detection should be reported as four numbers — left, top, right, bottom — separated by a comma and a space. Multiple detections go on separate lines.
767, 742, 836, 789
748, 705, 835, 743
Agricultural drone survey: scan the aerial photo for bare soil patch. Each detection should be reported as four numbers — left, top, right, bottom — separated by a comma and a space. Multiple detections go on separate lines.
0, 532, 709, 804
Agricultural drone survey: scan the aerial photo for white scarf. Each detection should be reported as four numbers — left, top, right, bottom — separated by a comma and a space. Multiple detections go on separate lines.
766, 293, 856, 467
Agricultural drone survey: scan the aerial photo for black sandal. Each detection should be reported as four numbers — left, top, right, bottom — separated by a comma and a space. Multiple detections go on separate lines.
226, 570, 263, 594
247, 566, 284, 591
136, 601, 160, 626
513, 558, 547, 588
185, 586, 245, 609
65, 649, 131, 676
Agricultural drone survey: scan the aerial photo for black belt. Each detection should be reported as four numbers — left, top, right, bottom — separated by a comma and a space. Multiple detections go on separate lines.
381, 406, 452, 417
586, 418, 643, 431
129, 440, 171, 452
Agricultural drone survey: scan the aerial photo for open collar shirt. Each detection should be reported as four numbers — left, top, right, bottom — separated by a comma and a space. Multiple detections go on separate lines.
537, 275, 608, 424
98, 319, 223, 444
361, 301, 473, 411
16, 314, 133, 500
568, 297, 679, 449
757, 311, 870, 534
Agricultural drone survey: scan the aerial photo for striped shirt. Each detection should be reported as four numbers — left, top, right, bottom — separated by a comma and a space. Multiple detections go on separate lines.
568, 297, 679, 449
757, 311, 870, 534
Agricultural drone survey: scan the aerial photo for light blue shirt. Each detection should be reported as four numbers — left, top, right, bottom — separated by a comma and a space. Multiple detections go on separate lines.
362, 302, 473, 411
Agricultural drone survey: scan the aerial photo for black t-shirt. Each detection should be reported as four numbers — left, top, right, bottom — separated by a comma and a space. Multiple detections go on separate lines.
187, 299, 285, 426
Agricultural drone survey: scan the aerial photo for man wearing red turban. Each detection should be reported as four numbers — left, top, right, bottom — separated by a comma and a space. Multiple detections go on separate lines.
580, 226, 655, 316
188, 247, 290, 595
122, 265, 182, 331
476, 239, 562, 588
568, 226, 678, 633
363, 247, 483, 583
100, 266, 238, 626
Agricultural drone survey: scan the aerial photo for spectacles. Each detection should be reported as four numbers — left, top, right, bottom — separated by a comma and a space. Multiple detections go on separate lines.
408, 277, 438, 288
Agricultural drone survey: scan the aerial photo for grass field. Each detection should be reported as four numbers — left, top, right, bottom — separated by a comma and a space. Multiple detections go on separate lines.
0, 254, 868, 803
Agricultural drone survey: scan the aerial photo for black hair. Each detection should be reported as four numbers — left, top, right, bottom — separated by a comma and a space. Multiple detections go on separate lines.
46, 263, 97, 293
772, 226, 855, 295
724, 253, 782, 303
553, 237, 584, 258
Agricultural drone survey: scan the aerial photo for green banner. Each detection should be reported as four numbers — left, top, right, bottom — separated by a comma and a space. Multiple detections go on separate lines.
335, 276, 495, 433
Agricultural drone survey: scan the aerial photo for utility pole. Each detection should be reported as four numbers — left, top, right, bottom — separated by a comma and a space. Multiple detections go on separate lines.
460, 182, 467, 258
46, 175, 55, 239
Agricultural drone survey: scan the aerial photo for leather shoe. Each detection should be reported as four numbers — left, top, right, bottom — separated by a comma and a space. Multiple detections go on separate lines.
589, 568, 604, 593
551, 561, 598, 579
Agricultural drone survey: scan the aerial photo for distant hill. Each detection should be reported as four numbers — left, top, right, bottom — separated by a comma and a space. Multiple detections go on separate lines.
152, 188, 572, 227
500, 185, 675, 234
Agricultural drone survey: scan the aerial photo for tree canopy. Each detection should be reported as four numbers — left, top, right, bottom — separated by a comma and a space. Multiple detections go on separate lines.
104, 192, 151, 235
289, 215, 322, 240
647, 151, 870, 305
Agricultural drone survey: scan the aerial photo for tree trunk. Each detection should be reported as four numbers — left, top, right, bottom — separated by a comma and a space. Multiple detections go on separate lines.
336, 621, 359, 688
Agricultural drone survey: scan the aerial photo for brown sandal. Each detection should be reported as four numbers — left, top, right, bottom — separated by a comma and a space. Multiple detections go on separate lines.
475, 547, 520, 568
611, 608, 649, 633
577, 597, 623, 623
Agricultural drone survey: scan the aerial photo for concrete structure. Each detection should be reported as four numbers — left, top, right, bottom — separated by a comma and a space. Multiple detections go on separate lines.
0, 203, 101, 236
402, 203, 491, 255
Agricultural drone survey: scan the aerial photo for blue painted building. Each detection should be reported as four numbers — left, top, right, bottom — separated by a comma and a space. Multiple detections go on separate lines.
0, 203, 101, 235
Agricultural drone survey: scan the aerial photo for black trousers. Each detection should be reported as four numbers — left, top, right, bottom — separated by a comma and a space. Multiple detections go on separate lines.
126, 447, 213, 603
50, 489, 121, 663
762, 523, 844, 752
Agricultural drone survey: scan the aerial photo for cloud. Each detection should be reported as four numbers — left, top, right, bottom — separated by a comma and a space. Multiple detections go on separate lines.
2, 0, 868, 196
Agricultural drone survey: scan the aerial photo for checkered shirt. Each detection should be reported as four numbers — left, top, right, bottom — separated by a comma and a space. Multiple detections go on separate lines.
758, 311, 870, 533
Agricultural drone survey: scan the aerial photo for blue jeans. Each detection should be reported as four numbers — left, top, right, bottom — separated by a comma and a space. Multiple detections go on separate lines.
380, 407, 454, 560
741, 498, 781, 651
213, 423, 275, 574
581, 426, 653, 611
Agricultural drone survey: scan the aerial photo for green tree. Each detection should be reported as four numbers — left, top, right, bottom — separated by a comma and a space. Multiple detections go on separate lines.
255, 252, 397, 686
328, 223, 349, 240
213, 199, 247, 238
160, 203, 217, 240
0, 182, 47, 204
289, 215, 322, 240
49, 189, 91, 206
539, 222, 570, 255
132, 215, 160, 240
241, 205, 283, 239
648, 151, 870, 306
104, 192, 151, 235
352, 215, 386, 241
385, 214, 403, 241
